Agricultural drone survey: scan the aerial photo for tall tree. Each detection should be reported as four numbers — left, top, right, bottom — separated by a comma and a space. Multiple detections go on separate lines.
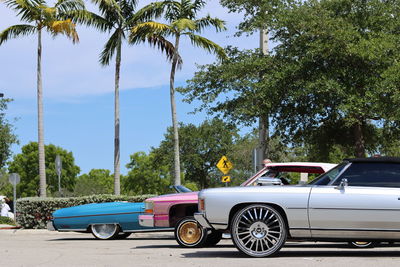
0, 0, 83, 197
269, 0, 400, 157
74, 169, 113, 196
131, 0, 226, 185
71, 0, 177, 195
8, 142, 80, 197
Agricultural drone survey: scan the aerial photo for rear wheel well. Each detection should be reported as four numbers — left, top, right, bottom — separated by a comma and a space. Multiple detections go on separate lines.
228, 203, 290, 237
169, 204, 198, 227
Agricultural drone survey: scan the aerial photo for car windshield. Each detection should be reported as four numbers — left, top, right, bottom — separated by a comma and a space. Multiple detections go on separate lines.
308, 162, 348, 185
172, 185, 192, 193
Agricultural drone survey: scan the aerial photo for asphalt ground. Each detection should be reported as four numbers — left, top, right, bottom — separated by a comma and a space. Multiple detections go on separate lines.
0, 230, 400, 267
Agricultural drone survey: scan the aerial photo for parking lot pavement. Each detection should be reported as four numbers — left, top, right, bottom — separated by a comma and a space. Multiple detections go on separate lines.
1, 230, 399, 267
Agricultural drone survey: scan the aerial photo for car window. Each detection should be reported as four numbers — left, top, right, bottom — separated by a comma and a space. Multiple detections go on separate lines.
332, 162, 400, 188
309, 163, 348, 185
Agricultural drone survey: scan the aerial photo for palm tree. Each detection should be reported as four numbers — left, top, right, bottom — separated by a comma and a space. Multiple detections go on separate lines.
0, 0, 83, 197
71, 0, 177, 195
130, 0, 226, 186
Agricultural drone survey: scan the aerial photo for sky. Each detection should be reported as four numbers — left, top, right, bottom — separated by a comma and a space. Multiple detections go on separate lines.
0, 0, 258, 175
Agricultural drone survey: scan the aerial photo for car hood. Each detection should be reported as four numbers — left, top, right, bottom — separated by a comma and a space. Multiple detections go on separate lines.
146, 191, 198, 202
53, 202, 144, 218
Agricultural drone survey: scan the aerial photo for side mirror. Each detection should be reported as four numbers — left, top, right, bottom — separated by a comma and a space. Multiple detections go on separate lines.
335, 178, 348, 190
256, 177, 283, 186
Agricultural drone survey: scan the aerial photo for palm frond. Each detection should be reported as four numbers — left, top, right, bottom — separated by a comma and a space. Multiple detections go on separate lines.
47, 19, 79, 43
65, 10, 112, 32
191, 0, 206, 12
99, 29, 121, 66
184, 32, 227, 60
92, 0, 123, 22
0, 24, 36, 45
55, 0, 85, 14
172, 18, 196, 32
130, 21, 173, 44
126, 1, 166, 27
195, 16, 226, 33
164, 0, 181, 22
3, 0, 42, 22
140, 34, 182, 65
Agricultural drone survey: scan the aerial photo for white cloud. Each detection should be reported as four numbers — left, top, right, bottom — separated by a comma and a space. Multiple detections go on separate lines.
0, 1, 257, 101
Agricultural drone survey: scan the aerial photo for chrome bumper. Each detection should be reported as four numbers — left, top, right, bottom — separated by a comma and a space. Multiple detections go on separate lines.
46, 221, 56, 231
194, 212, 212, 228
139, 214, 155, 227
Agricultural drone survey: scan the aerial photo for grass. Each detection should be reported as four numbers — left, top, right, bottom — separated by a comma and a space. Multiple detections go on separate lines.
0, 216, 16, 226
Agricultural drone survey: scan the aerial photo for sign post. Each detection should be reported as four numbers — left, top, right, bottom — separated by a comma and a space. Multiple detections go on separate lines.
55, 155, 62, 195
217, 156, 233, 186
9, 173, 20, 218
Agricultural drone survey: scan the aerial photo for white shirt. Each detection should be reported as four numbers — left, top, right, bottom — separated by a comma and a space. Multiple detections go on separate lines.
1, 203, 10, 217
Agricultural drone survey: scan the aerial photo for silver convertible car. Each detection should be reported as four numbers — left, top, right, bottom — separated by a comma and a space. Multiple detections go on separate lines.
195, 157, 400, 257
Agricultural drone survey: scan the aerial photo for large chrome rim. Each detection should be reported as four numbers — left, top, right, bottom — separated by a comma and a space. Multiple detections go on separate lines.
91, 224, 118, 240
178, 220, 203, 245
232, 205, 286, 257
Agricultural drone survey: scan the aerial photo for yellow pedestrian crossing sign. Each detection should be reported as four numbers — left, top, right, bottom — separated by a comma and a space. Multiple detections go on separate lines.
217, 156, 233, 174
222, 176, 231, 183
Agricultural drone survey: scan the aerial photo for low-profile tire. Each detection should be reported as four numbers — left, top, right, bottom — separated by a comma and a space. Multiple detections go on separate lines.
348, 241, 376, 248
204, 230, 223, 247
231, 204, 287, 257
116, 232, 132, 239
91, 224, 120, 240
175, 216, 208, 248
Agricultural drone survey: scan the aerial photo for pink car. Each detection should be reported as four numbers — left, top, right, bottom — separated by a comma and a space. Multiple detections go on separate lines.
139, 162, 336, 247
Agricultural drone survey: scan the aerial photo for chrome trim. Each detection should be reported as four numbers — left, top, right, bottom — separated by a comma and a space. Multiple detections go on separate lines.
139, 215, 154, 227
312, 229, 400, 239
194, 212, 212, 228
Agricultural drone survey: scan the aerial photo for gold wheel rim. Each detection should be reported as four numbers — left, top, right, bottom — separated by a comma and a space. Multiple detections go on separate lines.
179, 221, 202, 245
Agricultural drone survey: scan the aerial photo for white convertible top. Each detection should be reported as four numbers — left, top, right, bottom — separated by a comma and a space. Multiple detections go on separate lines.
241, 162, 337, 186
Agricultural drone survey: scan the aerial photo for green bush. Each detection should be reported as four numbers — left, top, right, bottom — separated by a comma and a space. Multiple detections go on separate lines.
0, 216, 15, 226
16, 194, 155, 229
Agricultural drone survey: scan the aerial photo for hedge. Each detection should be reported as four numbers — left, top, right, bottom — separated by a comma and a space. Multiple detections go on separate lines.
16, 194, 155, 229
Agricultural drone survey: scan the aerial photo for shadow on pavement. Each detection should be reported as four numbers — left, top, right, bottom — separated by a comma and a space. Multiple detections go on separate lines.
48, 236, 175, 242
181, 248, 400, 259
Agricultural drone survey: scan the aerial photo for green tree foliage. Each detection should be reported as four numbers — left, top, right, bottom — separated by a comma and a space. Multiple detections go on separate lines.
0, 169, 12, 197
180, 47, 278, 127
152, 119, 255, 188
184, 0, 400, 160
0, 98, 18, 169
123, 152, 171, 195
8, 142, 80, 197
74, 169, 113, 196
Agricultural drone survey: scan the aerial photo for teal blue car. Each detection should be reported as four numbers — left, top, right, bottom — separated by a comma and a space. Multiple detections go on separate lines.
47, 201, 171, 239
47, 186, 189, 240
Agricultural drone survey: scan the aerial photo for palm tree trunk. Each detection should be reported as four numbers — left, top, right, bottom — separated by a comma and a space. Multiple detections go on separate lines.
170, 34, 181, 186
114, 38, 121, 195
37, 27, 46, 197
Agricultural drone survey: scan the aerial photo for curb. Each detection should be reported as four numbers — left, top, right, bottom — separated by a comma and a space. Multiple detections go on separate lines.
0, 225, 20, 230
